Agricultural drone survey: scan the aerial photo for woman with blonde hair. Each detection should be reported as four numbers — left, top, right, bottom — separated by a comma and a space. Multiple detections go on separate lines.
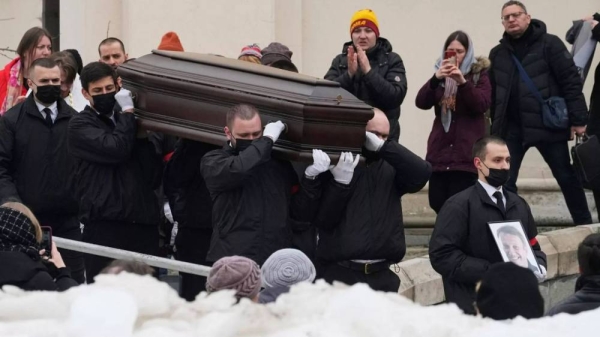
0, 202, 77, 291
238, 44, 262, 64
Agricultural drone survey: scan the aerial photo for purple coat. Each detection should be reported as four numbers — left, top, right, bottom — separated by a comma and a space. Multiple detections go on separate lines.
415, 57, 492, 174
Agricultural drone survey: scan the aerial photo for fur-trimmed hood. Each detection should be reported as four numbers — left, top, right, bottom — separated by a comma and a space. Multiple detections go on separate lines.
471, 56, 491, 74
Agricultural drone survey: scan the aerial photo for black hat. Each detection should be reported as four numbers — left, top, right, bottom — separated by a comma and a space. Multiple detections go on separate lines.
476, 262, 544, 320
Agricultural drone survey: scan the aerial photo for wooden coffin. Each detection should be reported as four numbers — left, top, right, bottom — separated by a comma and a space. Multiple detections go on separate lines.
118, 50, 373, 161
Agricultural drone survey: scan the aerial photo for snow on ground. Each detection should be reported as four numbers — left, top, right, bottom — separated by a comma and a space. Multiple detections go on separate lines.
0, 273, 596, 337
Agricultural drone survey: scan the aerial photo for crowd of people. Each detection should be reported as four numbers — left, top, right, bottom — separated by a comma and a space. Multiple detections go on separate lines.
0, 0, 600, 321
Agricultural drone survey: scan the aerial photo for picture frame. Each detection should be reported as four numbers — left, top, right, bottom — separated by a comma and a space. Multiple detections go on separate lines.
487, 220, 541, 274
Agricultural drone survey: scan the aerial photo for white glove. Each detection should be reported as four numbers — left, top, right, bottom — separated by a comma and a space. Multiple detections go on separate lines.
364, 131, 385, 152
330, 152, 360, 185
263, 121, 286, 143
305, 149, 331, 177
115, 88, 134, 111
534, 265, 547, 283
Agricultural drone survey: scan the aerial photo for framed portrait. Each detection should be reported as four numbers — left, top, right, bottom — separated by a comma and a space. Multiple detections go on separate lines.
487, 220, 541, 274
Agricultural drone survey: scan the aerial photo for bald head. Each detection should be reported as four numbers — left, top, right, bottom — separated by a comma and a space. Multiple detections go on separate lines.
366, 108, 390, 140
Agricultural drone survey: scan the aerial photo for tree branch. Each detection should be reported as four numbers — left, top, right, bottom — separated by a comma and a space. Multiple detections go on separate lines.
106, 21, 111, 38
0, 47, 17, 60
0, 18, 15, 21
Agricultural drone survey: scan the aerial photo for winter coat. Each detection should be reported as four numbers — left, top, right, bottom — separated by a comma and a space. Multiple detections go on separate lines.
0, 251, 78, 291
324, 38, 407, 142
313, 141, 431, 263
0, 95, 79, 227
546, 274, 600, 316
68, 106, 162, 225
489, 19, 587, 145
429, 182, 547, 315
585, 16, 600, 136
416, 57, 492, 174
200, 137, 323, 265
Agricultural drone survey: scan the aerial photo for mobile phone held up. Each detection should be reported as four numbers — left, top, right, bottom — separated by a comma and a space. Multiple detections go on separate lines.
444, 50, 458, 67
41, 226, 52, 258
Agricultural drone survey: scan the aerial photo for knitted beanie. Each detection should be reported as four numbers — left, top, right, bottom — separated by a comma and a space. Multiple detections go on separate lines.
206, 256, 261, 299
239, 44, 262, 59
476, 262, 544, 320
260, 42, 293, 66
350, 9, 380, 37
261, 249, 316, 288
157, 32, 184, 52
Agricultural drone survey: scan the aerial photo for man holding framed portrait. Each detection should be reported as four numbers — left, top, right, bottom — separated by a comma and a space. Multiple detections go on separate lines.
429, 136, 547, 315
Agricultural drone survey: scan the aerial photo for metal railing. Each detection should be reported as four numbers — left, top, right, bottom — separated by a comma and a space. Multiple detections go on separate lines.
54, 237, 211, 277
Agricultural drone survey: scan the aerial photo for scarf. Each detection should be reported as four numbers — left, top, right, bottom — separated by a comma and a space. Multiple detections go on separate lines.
0, 207, 39, 259
1, 58, 24, 115
434, 35, 475, 132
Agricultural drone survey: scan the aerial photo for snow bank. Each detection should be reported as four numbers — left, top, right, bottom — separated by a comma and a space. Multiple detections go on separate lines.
0, 273, 596, 337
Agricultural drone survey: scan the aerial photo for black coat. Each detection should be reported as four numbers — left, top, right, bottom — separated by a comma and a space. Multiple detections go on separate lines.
489, 19, 587, 145
0, 251, 78, 291
429, 183, 547, 314
585, 17, 600, 136
546, 274, 600, 316
324, 38, 407, 142
200, 137, 322, 265
313, 141, 431, 263
0, 96, 78, 225
67, 106, 162, 225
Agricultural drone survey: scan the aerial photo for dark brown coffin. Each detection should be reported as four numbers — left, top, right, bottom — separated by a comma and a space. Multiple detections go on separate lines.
118, 50, 373, 161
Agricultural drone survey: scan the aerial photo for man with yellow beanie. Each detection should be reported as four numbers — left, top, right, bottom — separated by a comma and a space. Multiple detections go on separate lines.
325, 9, 407, 142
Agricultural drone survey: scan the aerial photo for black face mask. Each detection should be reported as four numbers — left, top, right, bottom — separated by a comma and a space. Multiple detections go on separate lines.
481, 162, 510, 188
34, 84, 61, 104
92, 92, 117, 115
232, 137, 253, 152
362, 147, 380, 163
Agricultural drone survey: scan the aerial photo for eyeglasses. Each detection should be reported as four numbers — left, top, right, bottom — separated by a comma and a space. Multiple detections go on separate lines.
501, 11, 525, 22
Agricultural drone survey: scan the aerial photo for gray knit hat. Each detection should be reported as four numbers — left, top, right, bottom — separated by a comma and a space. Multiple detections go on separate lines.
261, 249, 316, 288
206, 256, 262, 299
260, 42, 293, 65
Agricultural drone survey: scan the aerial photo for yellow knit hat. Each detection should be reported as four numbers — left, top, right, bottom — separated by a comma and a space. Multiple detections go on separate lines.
350, 9, 380, 37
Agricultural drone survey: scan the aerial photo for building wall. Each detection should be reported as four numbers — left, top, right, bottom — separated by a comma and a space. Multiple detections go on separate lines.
3, 0, 600, 177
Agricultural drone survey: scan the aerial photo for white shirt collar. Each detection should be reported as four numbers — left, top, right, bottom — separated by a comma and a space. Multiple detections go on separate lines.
478, 179, 505, 203
34, 100, 58, 116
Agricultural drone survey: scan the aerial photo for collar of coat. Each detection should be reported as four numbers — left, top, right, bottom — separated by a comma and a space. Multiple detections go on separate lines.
24, 94, 74, 122
474, 182, 520, 212
499, 18, 547, 48
340, 37, 393, 55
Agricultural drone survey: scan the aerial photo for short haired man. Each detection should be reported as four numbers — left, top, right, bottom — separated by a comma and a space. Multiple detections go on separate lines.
200, 104, 328, 265
429, 135, 547, 314
547, 233, 600, 316
497, 225, 538, 272
98, 37, 128, 70
0, 58, 84, 283
312, 109, 431, 292
68, 62, 162, 282
488, 1, 592, 225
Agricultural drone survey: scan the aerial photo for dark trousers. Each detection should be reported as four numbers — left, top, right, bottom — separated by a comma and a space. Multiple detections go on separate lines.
505, 127, 592, 225
320, 263, 400, 293
175, 227, 212, 301
83, 220, 160, 283
40, 215, 85, 284
593, 189, 600, 221
428, 171, 478, 213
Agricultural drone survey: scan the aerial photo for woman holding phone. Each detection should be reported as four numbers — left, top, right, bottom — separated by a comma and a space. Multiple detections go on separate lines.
415, 31, 492, 214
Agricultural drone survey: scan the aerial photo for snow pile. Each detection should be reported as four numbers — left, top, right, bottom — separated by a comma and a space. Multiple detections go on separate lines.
0, 273, 596, 337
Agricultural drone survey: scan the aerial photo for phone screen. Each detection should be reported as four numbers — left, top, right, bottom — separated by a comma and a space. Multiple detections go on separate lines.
444, 51, 458, 66
41, 226, 52, 257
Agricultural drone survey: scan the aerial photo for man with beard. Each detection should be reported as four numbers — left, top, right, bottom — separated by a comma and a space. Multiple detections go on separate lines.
429, 136, 547, 315
68, 62, 162, 282
313, 108, 431, 292
98, 37, 128, 70
0, 58, 84, 283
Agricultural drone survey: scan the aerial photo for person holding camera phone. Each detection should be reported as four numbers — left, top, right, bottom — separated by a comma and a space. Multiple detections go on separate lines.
0, 202, 78, 291
325, 8, 407, 142
416, 31, 492, 214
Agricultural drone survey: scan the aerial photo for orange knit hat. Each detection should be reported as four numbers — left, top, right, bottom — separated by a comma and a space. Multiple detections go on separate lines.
350, 9, 380, 37
157, 32, 184, 52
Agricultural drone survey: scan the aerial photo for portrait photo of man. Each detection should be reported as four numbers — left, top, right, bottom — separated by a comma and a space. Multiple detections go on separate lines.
496, 225, 539, 273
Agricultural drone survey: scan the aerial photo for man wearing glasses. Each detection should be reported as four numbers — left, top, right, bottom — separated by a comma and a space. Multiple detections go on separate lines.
488, 1, 592, 226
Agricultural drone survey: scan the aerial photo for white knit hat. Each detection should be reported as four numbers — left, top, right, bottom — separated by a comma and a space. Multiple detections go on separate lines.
261, 249, 316, 288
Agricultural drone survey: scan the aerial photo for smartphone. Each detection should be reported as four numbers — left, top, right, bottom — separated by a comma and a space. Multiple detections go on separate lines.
444, 50, 458, 66
41, 226, 52, 258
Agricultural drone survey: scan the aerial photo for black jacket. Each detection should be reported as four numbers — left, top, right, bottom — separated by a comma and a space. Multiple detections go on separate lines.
546, 274, 600, 316
164, 139, 219, 230
0, 251, 78, 291
200, 137, 322, 265
429, 183, 547, 315
585, 16, 600, 136
324, 38, 407, 142
68, 106, 162, 225
489, 19, 587, 145
0, 96, 78, 225
313, 141, 431, 263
